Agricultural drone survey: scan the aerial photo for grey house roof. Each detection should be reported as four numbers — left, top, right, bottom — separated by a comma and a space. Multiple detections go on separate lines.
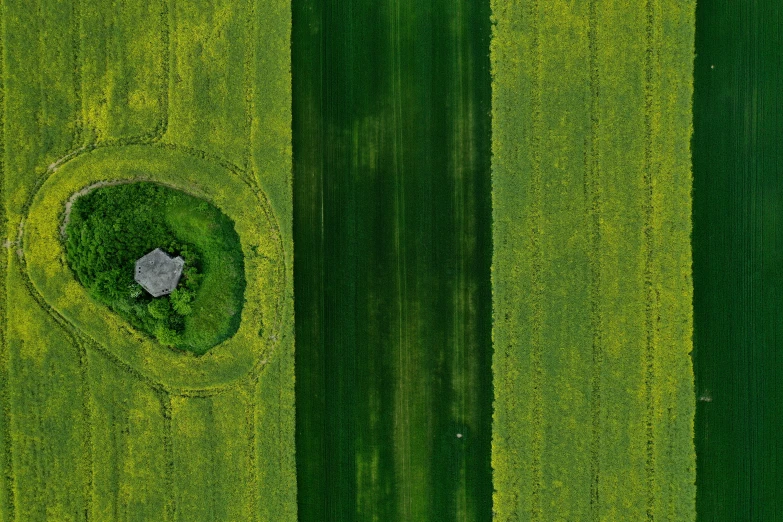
134, 248, 184, 297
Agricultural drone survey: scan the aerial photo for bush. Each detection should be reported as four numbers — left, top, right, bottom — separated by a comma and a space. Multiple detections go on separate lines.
147, 297, 172, 320
169, 288, 194, 316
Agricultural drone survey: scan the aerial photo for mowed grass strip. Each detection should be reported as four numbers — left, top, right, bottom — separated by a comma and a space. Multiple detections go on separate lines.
490, 0, 696, 519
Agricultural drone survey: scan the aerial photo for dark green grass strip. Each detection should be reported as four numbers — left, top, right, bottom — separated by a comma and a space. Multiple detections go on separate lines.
292, 0, 493, 519
693, 1, 783, 519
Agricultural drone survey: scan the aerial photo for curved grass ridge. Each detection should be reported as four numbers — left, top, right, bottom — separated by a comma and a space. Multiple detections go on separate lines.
21, 145, 285, 392
490, 0, 696, 519
1, 0, 295, 518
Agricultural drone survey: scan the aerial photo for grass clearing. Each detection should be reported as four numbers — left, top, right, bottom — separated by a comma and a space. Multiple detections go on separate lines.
490, 0, 696, 519
165, 188, 245, 352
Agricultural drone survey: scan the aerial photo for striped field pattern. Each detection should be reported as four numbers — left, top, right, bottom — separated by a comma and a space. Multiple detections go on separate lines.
490, 0, 696, 519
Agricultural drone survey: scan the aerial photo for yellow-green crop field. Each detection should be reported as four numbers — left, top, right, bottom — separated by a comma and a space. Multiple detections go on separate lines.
0, 0, 703, 519
0, 0, 295, 520
491, 0, 696, 519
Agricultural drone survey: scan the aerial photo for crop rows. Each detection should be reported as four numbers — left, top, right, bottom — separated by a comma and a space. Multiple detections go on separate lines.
490, 0, 695, 519
292, 0, 493, 520
164, 0, 256, 170
692, 1, 783, 518
1, 0, 295, 520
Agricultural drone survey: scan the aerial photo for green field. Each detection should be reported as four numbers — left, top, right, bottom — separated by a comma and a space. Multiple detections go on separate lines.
693, 1, 783, 519
491, 0, 696, 519
292, 0, 493, 520
0, 0, 709, 519
0, 0, 295, 520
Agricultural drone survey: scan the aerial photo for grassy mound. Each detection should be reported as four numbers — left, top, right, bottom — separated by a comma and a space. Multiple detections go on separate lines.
64, 181, 245, 354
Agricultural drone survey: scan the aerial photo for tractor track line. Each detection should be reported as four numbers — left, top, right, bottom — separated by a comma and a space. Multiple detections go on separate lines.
529, 0, 544, 518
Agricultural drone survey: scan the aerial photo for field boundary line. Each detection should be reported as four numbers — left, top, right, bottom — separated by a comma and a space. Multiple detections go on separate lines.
158, 390, 176, 521
78, 340, 94, 522
585, 0, 603, 520
643, 0, 657, 517
71, 0, 83, 148
243, 0, 256, 175
450, 0, 469, 516
529, 0, 543, 518
0, 0, 15, 518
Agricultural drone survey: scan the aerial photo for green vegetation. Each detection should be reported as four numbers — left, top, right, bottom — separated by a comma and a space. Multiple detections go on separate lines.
292, 0, 492, 520
1, 0, 294, 520
64, 182, 244, 354
25, 143, 285, 390
490, 0, 696, 519
693, 2, 783, 519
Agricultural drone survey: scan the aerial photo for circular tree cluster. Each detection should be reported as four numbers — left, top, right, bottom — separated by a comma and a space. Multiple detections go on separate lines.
65, 182, 203, 347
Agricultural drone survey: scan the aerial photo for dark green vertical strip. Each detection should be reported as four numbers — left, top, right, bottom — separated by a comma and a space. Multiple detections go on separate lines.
293, 0, 493, 520
291, 0, 326, 516
694, 1, 783, 520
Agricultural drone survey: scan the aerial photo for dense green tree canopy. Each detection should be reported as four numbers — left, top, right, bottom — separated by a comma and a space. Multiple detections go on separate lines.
64, 182, 233, 352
